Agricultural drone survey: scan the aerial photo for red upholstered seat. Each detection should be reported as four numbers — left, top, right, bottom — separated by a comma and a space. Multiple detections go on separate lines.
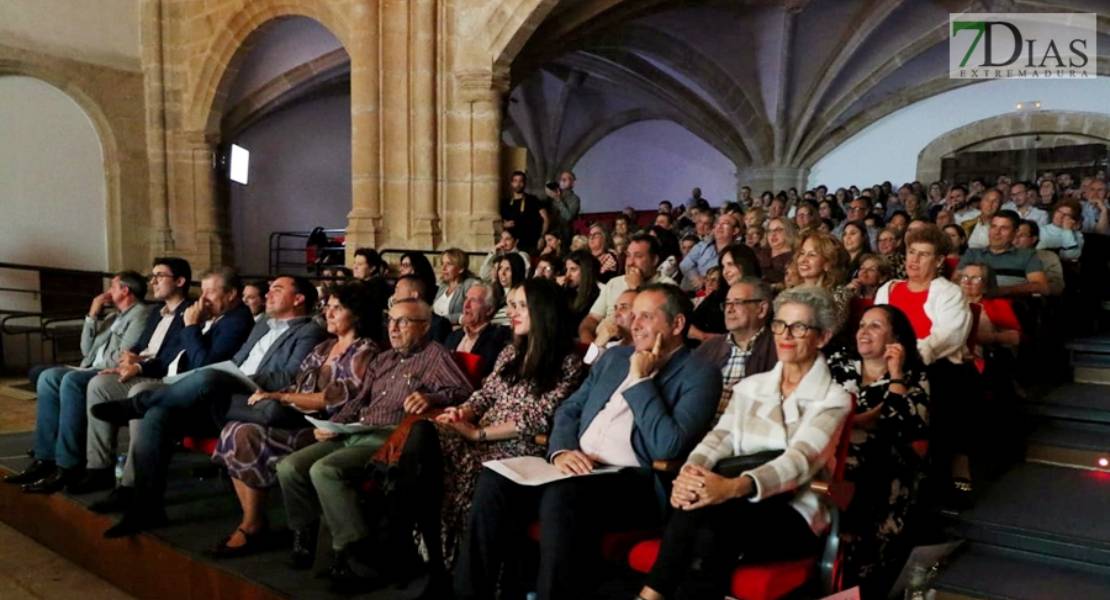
452, 351, 485, 388
181, 436, 218, 455
628, 539, 817, 600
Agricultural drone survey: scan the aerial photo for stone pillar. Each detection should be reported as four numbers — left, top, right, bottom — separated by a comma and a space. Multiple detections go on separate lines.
735, 165, 811, 194
176, 130, 228, 271
410, 0, 440, 249
346, 0, 383, 259
141, 0, 175, 258
447, 69, 510, 250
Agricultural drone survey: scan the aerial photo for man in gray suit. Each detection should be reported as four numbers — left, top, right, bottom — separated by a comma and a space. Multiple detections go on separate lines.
456, 283, 721, 600
4, 272, 151, 493
92, 275, 326, 537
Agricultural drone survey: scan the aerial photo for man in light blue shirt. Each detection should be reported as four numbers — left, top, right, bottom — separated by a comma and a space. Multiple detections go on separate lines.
679, 213, 740, 291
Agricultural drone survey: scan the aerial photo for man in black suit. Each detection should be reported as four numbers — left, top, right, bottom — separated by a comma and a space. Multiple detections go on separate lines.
445, 282, 511, 379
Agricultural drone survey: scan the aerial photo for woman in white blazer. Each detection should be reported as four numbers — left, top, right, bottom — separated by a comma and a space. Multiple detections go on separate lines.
638, 286, 852, 600
872, 224, 977, 504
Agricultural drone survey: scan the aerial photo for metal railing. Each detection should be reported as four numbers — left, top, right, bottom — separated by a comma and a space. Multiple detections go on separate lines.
268, 229, 346, 276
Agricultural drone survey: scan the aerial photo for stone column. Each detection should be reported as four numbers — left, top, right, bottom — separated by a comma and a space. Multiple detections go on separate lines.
735, 165, 811, 195
346, 0, 383, 259
409, 0, 440, 249
447, 69, 510, 250
175, 130, 228, 271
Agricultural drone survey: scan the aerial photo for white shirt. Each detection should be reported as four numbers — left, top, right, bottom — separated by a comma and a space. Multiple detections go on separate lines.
239, 318, 292, 376
166, 317, 218, 377
967, 219, 990, 249
1002, 202, 1048, 227
140, 302, 181, 359
578, 373, 647, 467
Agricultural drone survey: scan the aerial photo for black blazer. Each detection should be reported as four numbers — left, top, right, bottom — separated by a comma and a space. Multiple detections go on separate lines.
445, 324, 512, 379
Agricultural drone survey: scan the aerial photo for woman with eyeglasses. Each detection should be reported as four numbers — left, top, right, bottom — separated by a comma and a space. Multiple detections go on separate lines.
873, 224, 975, 506
587, 223, 620, 282
637, 286, 852, 600
875, 227, 907, 280
209, 283, 380, 558
391, 278, 586, 596
758, 216, 796, 287
826, 304, 929, 594
959, 262, 1022, 364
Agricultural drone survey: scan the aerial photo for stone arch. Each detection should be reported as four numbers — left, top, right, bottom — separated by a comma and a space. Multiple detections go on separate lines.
0, 59, 124, 269
487, 0, 560, 73
220, 48, 350, 138
188, 1, 350, 137
916, 111, 1110, 183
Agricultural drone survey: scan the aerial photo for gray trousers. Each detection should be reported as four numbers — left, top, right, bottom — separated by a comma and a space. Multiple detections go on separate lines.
276, 430, 392, 550
84, 373, 165, 486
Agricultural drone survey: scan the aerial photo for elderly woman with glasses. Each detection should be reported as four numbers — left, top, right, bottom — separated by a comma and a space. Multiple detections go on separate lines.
874, 224, 975, 505
757, 216, 796, 288
637, 286, 852, 600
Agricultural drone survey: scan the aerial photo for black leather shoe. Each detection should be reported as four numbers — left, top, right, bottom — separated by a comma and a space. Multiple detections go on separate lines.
4, 460, 56, 485
90, 399, 144, 426
290, 526, 318, 570
22, 467, 81, 494
67, 468, 115, 494
103, 508, 168, 539
90, 486, 135, 514
207, 527, 271, 559
328, 545, 382, 593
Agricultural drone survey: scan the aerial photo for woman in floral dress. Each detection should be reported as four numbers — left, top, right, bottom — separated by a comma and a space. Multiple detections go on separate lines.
827, 304, 929, 596
209, 283, 379, 557
392, 278, 585, 597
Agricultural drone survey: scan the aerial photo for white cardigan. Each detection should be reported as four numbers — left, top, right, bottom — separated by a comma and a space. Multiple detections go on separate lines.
874, 277, 972, 365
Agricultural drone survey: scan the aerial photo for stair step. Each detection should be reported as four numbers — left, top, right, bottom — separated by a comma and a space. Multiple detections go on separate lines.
1074, 365, 1110, 385
946, 463, 1110, 566
934, 543, 1110, 600
1027, 383, 1110, 423
1026, 421, 1110, 471
1066, 335, 1110, 354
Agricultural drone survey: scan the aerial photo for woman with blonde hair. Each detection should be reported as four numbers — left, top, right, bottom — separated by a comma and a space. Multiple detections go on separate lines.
757, 216, 796, 288
433, 248, 480, 326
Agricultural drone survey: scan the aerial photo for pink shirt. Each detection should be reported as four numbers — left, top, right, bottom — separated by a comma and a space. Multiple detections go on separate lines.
578, 374, 648, 467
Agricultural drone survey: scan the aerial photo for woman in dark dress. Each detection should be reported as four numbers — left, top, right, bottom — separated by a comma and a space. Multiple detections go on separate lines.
826, 304, 929, 596
688, 244, 762, 341
562, 250, 601, 327
392, 278, 586, 597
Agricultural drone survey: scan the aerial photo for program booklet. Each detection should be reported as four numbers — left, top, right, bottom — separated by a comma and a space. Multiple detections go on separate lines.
483, 456, 622, 487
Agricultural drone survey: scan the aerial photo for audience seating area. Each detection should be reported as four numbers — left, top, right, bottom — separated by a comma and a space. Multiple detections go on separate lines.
2, 172, 1110, 600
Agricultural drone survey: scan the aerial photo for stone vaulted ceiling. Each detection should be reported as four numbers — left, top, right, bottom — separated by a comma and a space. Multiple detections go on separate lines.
502, 0, 1110, 183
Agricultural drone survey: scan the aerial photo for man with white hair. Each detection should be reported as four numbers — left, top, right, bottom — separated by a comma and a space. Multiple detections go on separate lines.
445, 283, 511, 378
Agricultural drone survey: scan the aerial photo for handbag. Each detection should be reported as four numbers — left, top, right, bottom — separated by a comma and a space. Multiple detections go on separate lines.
223, 394, 311, 429
713, 449, 784, 478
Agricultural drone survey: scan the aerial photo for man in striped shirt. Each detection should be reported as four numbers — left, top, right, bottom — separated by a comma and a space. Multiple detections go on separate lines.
277, 298, 473, 582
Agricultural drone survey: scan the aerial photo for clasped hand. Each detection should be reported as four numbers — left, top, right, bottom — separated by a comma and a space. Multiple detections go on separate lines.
670, 463, 748, 510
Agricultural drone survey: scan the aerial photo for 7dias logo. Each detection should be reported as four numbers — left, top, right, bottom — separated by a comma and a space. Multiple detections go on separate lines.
950, 13, 1096, 79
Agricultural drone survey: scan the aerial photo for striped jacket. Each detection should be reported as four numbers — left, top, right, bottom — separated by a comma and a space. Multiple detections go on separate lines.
686, 354, 851, 534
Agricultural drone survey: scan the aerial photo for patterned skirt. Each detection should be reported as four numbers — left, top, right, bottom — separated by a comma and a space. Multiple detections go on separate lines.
212, 421, 316, 489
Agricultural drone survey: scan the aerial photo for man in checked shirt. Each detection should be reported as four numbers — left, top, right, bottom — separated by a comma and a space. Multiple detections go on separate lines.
276, 298, 473, 586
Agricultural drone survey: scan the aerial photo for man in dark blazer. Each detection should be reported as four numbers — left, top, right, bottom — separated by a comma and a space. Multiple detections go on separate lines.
456, 283, 721, 600
444, 283, 511, 380
692, 277, 777, 417
93, 274, 325, 537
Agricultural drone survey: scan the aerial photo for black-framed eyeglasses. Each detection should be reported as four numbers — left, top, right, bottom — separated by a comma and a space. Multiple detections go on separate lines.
148, 273, 174, 281
770, 319, 819, 338
387, 317, 429, 328
721, 299, 764, 311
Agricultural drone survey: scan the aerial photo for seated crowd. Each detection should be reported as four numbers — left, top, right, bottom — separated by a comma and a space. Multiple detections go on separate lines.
6, 169, 1108, 599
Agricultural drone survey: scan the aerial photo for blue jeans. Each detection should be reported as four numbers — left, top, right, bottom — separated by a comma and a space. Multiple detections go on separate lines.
33, 366, 99, 469
132, 370, 248, 502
